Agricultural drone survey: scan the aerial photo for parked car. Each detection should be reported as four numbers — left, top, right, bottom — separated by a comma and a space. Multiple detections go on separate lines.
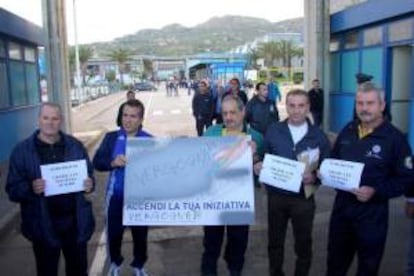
134, 82, 157, 91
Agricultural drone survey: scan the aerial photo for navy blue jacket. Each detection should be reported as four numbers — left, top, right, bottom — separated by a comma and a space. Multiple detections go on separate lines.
6, 130, 95, 246
245, 95, 279, 135
333, 120, 414, 203
263, 120, 331, 197
93, 129, 152, 172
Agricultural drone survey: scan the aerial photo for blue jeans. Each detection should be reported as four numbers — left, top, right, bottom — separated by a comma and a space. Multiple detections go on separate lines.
407, 219, 414, 276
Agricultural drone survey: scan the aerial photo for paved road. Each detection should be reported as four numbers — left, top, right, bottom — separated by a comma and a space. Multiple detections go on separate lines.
0, 86, 411, 276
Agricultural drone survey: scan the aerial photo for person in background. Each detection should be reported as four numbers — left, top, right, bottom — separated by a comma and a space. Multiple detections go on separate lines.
308, 79, 324, 127
192, 80, 215, 136
222, 78, 248, 105
6, 102, 95, 276
93, 99, 152, 276
267, 77, 281, 105
245, 82, 279, 135
406, 164, 414, 276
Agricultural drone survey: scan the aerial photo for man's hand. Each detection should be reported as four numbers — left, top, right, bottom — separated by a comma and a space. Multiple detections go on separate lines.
253, 161, 263, 176
84, 177, 93, 193
303, 171, 316, 186
32, 179, 45, 195
406, 202, 414, 218
352, 186, 376, 202
111, 154, 126, 168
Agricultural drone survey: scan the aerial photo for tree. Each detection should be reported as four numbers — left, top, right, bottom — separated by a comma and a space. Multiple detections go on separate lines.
257, 41, 283, 68
279, 40, 303, 79
142, 58, 154, 80
246, 46, 260, 70
107, 48, 133, 85
68, 46, 94, 85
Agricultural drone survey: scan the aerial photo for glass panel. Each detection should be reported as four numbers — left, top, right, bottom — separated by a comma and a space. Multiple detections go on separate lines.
363, 26, 383, 46
0, 40, 5, 57
26, 64, 40, 104
330, 38, 340, 52
9, 61, 26, 106
341, 51, 359, 92
24, 47, 36, 62
361, 47, 383, 84
345, 31, 358, 49
8, 42, 22, 60
0, 62, 10, 108
389, 19, 413, 42
330, 53, 340, 91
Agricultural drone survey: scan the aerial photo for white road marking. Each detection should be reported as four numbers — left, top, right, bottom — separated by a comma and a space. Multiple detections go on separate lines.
145, 92, 154, 117
152, 110, 164, 116
89, 231, 106, 276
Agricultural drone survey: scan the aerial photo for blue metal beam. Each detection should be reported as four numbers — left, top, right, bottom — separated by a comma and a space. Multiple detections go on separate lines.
331, 0, 414, 33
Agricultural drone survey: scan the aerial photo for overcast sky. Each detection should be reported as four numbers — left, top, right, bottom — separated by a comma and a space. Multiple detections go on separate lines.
0, 0, 304, 44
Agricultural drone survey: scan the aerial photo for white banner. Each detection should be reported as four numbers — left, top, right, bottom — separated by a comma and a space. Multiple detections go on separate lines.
123, 136, 255, 226
41, 160, 87, 196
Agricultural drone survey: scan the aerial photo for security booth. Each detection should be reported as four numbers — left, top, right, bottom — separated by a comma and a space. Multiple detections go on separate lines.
0, 8, 44, 164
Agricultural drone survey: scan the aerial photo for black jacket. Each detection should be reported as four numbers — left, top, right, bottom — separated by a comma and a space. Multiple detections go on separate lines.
332, 120, 414, 202
263, 120, 331, 197
245, 95, 279, 135
192, 92, 215, 119
6, 130, 95, 246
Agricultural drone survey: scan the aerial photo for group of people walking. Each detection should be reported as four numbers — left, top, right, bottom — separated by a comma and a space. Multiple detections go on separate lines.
5, 75, 414, 276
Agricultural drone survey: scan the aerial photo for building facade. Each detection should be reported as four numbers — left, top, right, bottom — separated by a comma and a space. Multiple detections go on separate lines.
328, 0, 414, 148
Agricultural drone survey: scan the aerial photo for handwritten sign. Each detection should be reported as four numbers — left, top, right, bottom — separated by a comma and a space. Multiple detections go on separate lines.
259, 154, 306, 193
319, 158, 365, 191
41, 160, 87, 196
123, 137, 255, 226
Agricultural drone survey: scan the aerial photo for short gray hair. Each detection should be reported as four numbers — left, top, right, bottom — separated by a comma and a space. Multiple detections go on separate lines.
39, 102, 63, 118
357, 81, 385, 102
221, 94, 245, 112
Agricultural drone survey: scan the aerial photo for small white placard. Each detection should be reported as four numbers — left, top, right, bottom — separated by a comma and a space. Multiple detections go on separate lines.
320, 158, 365, 191
41, 160, 87, 196
259, 154, 306, 193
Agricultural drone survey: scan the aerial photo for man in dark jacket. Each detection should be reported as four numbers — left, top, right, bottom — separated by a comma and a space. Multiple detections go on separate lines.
6, 102, 95, 276
192, 80, 215, 136
326, 82, 414, 276
245, 82, 279, 135
93, 99, 152, 276
254, 89, 331, 276
308, 79, 324, 127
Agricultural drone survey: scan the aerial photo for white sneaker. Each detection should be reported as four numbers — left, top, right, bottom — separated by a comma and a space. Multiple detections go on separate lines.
133, 267, 149, 276
108, 263, 121, 276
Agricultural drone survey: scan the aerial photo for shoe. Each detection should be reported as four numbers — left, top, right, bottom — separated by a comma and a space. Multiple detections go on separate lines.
108, 263, 121, 276
133, 267, 149, 276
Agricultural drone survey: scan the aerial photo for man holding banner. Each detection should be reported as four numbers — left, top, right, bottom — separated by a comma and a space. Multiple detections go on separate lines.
326, 82, 414, 276
254, 89, 331, 276
93, 99, 152, 276
201, 94, 264, 276
6, 103, 95, 276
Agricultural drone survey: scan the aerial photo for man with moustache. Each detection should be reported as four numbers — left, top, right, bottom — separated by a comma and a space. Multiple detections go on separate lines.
326, 82, 414, 276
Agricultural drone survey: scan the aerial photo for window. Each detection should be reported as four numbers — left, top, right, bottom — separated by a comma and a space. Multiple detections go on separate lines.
0, 62, 9, 108
0, 40, 5, 58
26, 64, 40, 104
9, 61, 26, 106
8, 42, 22, 60
389, 19, 413, 42
330, 37, 340, 52
363, 26, 382, 46
24, 47, 36, 62
345, 31, 359, 49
